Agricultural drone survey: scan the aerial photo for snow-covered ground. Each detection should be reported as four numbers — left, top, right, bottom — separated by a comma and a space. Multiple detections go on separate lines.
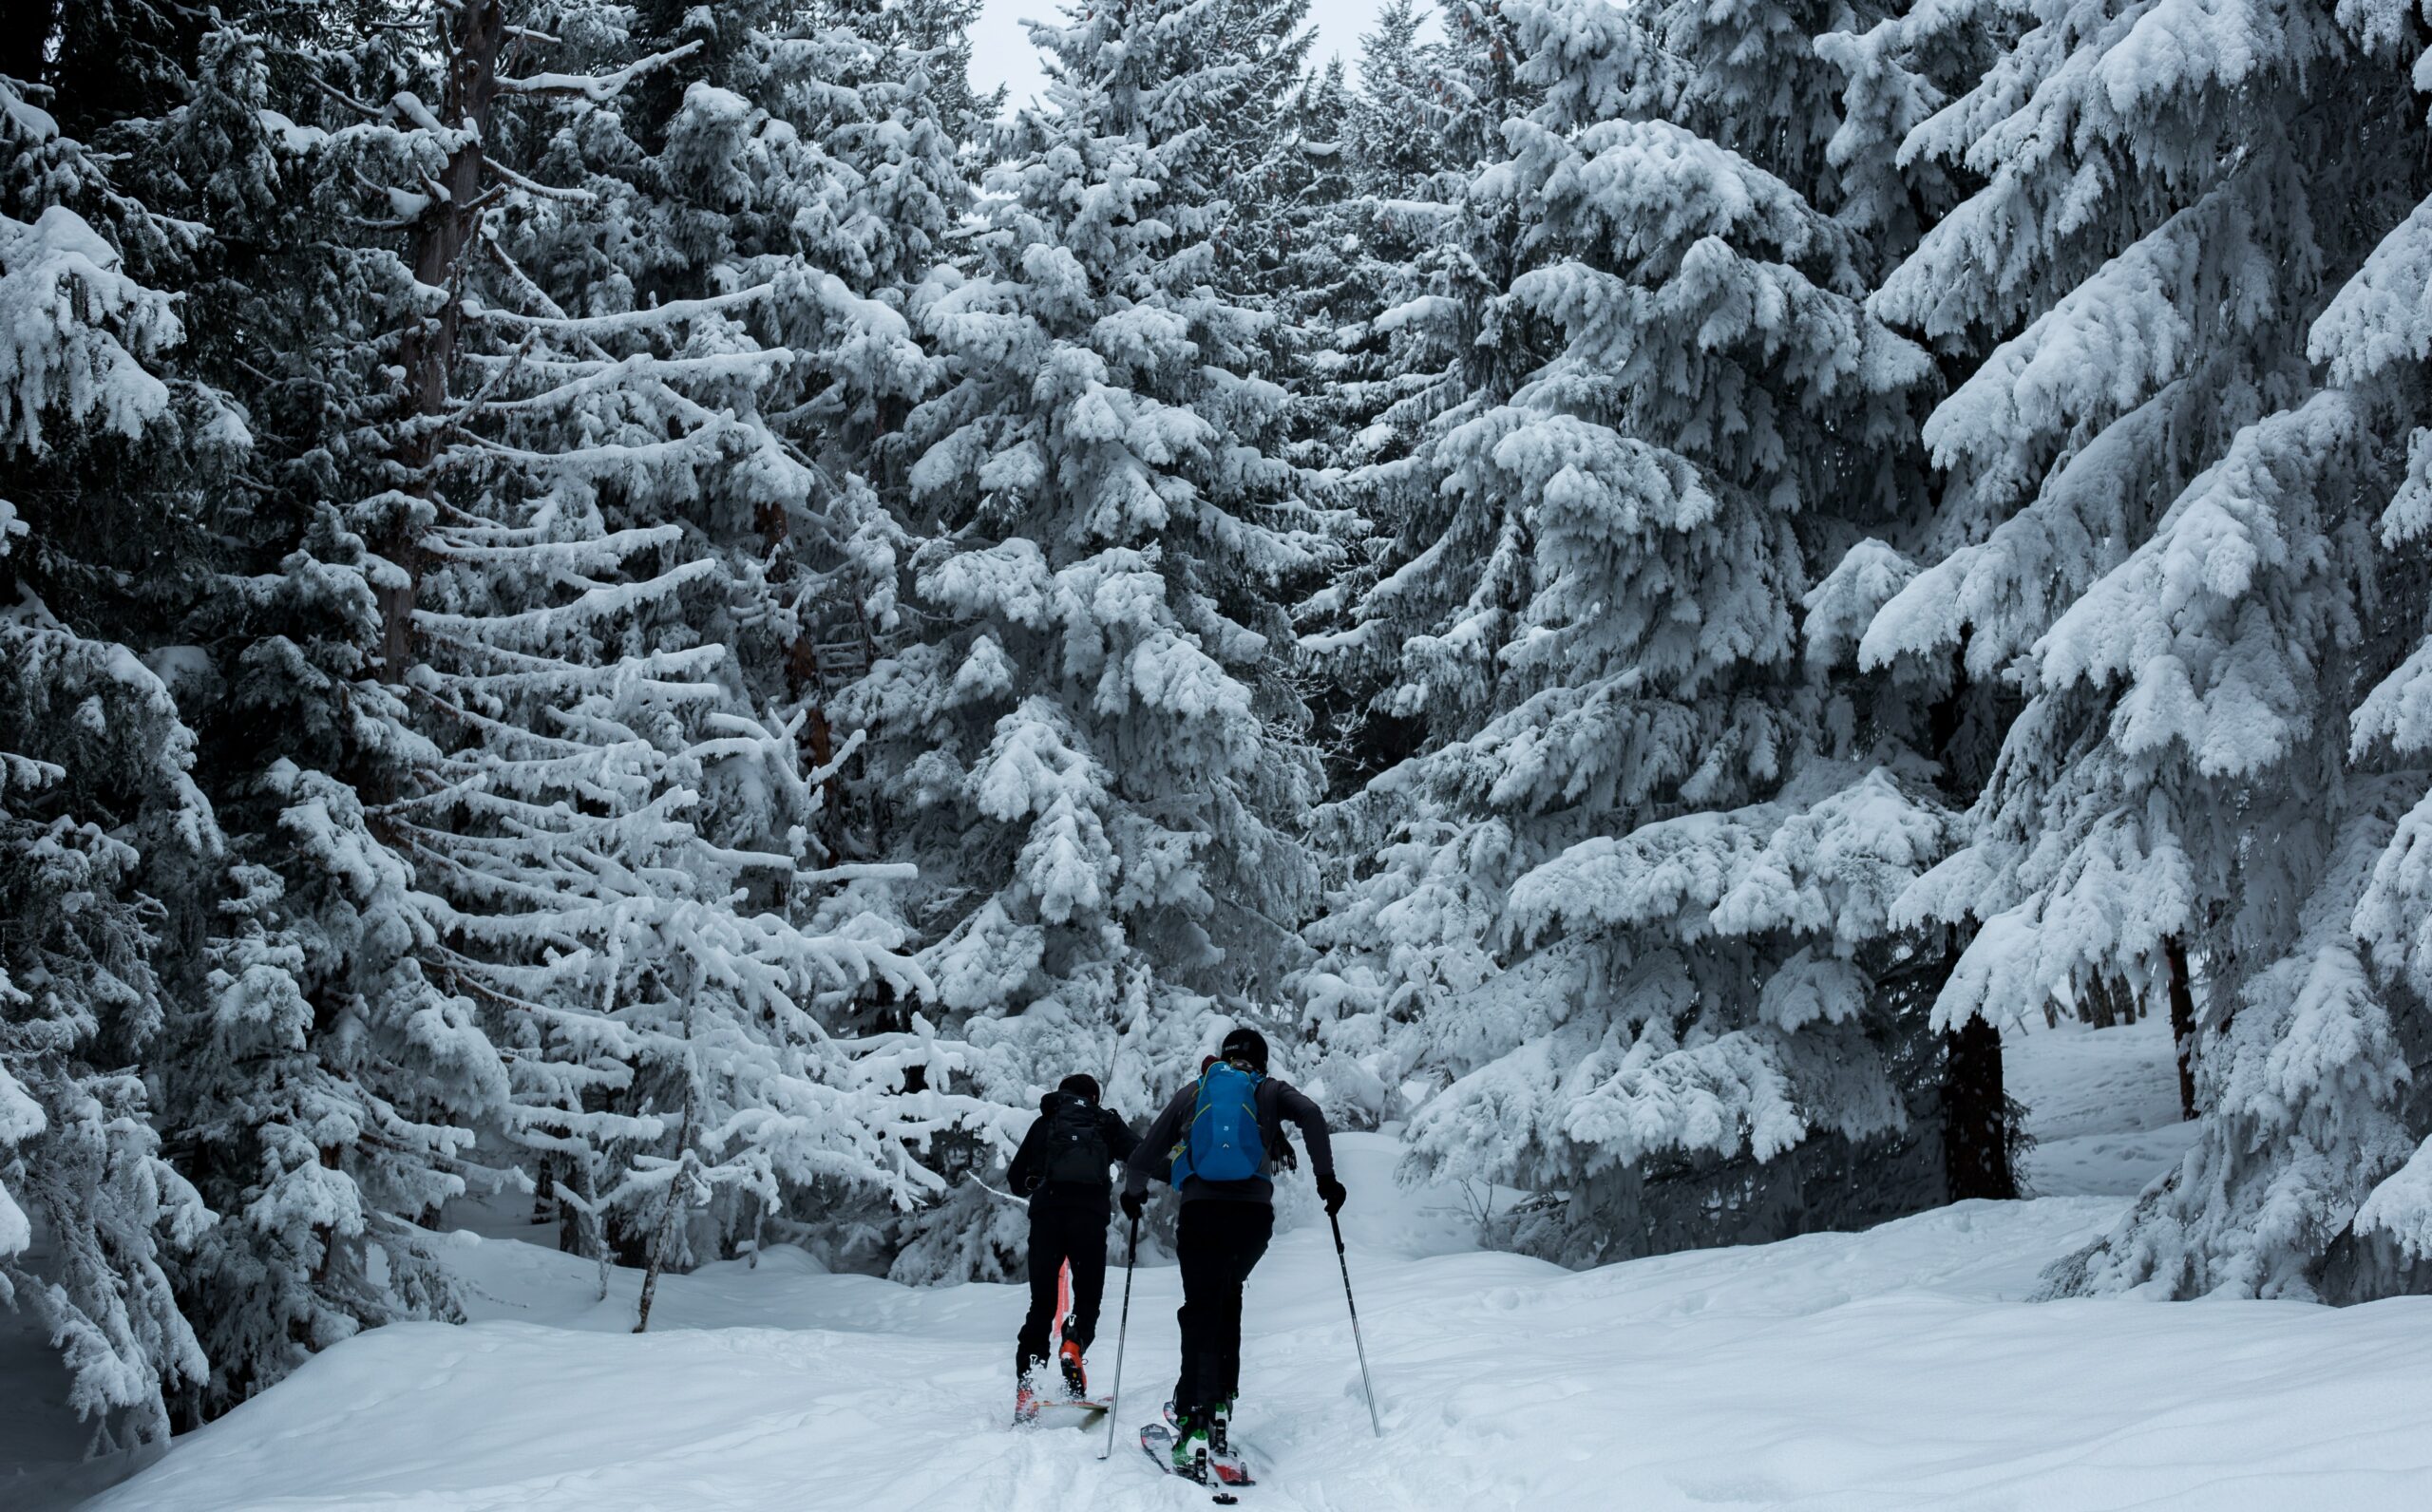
22, 1021, 2432, 1510
2008, 1013, 2204, 1197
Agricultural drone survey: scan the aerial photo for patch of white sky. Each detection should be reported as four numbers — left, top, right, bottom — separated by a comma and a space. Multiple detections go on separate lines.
966, 0, 1430, 113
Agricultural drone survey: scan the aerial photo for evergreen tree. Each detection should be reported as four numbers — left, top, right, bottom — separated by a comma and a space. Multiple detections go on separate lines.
346, 0, 990, 1300
1328, 0, 1465, 453
0, 68, 215, 1451
1264, 57, 1359, 471
58, 11, 522, 1413
1298, 0, 1537, 798
1208, 0, 1320, 326
1346, 0, 1452, 204
828, 0, 1003, 158
1803, 0, 2024, 1199
1848, 0, 2432, 1298
1299, 0, 1953, 1260
855, 0, 1328, 1279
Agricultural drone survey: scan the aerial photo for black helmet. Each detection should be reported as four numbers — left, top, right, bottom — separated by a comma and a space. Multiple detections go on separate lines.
1057, 1072, 1102, 1104
1219, 1027, 1268, 1073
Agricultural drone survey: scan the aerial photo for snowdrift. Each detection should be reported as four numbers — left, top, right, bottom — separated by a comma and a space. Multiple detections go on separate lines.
75, 1131, 2432, 1511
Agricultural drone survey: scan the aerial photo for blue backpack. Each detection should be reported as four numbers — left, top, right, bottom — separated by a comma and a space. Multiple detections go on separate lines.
1170, 1062, 1267, 1186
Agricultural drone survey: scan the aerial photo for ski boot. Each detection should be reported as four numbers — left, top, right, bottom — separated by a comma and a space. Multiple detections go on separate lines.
1057, 1333, 1088, 1400
1168, 1408, 1213, 1482
1014, 1381, 1041, 1426
1165, 1394, 1233, 1429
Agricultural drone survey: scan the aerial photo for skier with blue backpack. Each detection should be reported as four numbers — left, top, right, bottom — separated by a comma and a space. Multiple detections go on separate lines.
1120, 1027, 1345, 1482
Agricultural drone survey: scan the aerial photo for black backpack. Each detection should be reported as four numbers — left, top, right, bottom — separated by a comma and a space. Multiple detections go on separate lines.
1039, 1096, 1112, 1188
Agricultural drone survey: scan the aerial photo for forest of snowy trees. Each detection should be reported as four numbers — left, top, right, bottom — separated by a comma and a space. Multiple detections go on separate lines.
7, 0, 2432, 1454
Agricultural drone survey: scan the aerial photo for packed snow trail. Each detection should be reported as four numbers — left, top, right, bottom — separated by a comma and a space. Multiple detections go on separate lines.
78, 1128, 2432, 1512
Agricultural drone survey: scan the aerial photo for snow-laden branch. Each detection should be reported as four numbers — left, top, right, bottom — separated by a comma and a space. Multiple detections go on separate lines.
465, 283, 771, 336
496, 41, 704, 102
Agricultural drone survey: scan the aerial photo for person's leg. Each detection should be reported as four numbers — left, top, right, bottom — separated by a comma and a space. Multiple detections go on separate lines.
1214, 1205, 1273, 1409
1015, 1211, 1062, 1381
1066, 1209, 1109, 1352
1173, 1202, 1224, 1416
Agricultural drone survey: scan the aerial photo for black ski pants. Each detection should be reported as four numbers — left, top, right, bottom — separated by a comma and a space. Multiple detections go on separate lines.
1016, 1200, 1109, 1378
1173, 1200, 1274, 1417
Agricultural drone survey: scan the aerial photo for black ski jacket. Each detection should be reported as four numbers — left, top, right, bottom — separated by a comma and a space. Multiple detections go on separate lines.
1007, 1091, 1139, 1217
1122, 1073, 1336, 1207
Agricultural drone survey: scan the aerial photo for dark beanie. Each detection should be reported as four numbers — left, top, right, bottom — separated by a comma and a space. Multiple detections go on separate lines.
1057, 1072, 1101, 1104
1219, 1027, 1269, 1073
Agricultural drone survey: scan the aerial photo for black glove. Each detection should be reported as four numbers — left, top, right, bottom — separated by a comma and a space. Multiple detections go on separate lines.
1318, 1177, 1347, 1216
1120, 1188, 1146, 1224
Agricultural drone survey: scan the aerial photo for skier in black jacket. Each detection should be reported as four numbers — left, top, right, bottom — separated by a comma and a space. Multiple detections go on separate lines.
1121, 1028, 1344, 1473
1006, 1072, 1137, 1418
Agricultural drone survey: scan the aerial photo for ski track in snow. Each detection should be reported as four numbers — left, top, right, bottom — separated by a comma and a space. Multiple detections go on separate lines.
46, 1026, 2432, 1511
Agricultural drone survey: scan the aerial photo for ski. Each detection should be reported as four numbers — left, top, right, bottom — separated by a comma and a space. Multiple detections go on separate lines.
1018, 1265, 1105, 1429
1016, 1396, 1110, 1427
1139, 1423, 1256, 1488
1036, 1398, 1112, 1421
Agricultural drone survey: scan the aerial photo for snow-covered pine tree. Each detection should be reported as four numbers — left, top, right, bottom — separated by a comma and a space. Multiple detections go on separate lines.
1300, 0, 1958, 1260
1264, 56, 1358, 472
542, 0, 999, 1301
1201, 0, 1320, 408
1346, 0, 1453, 209
73, 9, 536, 1412
826, 0, 1003, 164
0, 67, 216, 1451
1321, 0, 1462, 477
1294, 0, 1530, 842
236, 0, 991, 1331
1368, 0, 1542, 452
1849, 0, 2432, 1298
557, 0, 956, 879
854, 0, 1328, 1278
1802, 0, 2023, 1198
1251, 47, 1405, 813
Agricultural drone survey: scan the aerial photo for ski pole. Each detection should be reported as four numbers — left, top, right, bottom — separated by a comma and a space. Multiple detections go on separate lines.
1098, 1212, 1140, 1461
1330, 1212, 1383, 1438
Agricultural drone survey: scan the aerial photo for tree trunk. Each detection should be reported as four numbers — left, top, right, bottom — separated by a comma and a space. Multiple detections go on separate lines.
2083, 973, 2117, 1029
310, 1142, 345, 1285
1943, 1013, 2017, 1200
381, 0, 507, 677
2164, 936, 2199, 1121
557, 1150, 614, 1298
633, 1094, 695, 1334
632, 1220, 668, 1335
2079, 971, 2139, 1030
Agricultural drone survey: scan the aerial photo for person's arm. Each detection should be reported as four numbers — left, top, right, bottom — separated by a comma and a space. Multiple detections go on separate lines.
1006, 1115, 1047, 1198
1123, 1087, 1192, 1198
1275, 1081, 1336, 1181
